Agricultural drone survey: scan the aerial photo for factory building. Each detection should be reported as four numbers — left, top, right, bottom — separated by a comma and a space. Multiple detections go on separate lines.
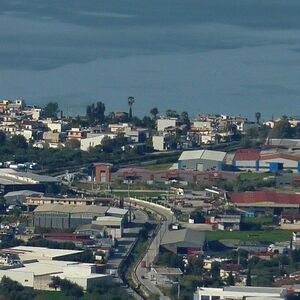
232, 149, 300, 173
178, 150, 226, 171
33, 204, 109, 229
0, 169, 59, 194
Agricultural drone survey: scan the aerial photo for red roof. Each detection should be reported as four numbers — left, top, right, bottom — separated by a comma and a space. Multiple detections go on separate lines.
229, 191, 300, 205
220, 264, 240, 272
233, 149, 260, 161
253, 252, 274, 258
281, 211, 300, 220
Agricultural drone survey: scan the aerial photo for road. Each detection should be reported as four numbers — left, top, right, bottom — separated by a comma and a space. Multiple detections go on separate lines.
126, 197, 175, 300
106, 208, 148, 300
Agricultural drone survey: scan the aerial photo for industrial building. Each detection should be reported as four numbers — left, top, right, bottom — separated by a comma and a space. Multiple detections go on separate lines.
193, 286, 289, 300
33, 204, 129, 231
0, 169, 59, 194
33, 204, 109, 229
0, 246, 110, 290
232, 148, 300, 173
92, 216, 124, 238
116, 167, 239, 186
178, 150, 226, 171
229, 191, 300, 215
161, 228, 206, 255
25, 195, 114, 208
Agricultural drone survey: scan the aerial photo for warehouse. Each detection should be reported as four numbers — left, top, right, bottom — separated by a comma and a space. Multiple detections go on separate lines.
0, 247, 110, 290
33, 204, 109, 229
232, 149, 260, 171
232, 148, 300, 173
92, 216, 124, 238
0, 169, 59, 194
229, 191, 300, 215
178, 150, 226, 171
161, 228, 206, 255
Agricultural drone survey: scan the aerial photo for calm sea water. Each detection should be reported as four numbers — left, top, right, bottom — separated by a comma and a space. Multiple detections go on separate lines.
0, 0, 300, 120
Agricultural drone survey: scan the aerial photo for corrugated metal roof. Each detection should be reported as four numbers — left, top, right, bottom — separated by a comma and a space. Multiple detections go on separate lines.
34, 204, 108, 214
179, 150, 226, 162
161, 228, 206, 247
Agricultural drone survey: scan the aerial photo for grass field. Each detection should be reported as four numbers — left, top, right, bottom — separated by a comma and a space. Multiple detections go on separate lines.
142, 163, 173, 170
239, 172, 272, 181
243, 216, 275, 224
207, 229, 292, 242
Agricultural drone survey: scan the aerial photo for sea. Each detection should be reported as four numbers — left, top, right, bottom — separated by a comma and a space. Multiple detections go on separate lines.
0, 0, 300, 120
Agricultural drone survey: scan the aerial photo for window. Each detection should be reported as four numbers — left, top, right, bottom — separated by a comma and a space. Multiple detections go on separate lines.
201, 296, 210, 300
212, 297, 220, 300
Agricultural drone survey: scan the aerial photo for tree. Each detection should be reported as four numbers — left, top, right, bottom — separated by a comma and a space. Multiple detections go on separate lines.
65, 139, 80, 149
44, 102, 59, 118
165, 109, 179, 118
0, 131, 6, 145
226, 271, 235, 286
255, 112, 261, 124
150, 107, 159, 119
128, 96, 135, 120
86, 101, 106, 125
270, 118, 294, 138
246, 268, 252, 286
10, 135, 28, 149
180, 111, 190, 128
190, 209, 205, 223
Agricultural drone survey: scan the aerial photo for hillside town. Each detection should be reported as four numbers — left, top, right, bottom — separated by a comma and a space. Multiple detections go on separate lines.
0, 98, 299, 300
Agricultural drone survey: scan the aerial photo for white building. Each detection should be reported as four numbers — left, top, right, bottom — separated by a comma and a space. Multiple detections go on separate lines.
157, 118, 177, 132
80, 133, 117, 151
152, 134, 172, 151
0, 260, 109, 290
194, 286, 289, 300
93, 216, 124, 238
0, 246, 110, 290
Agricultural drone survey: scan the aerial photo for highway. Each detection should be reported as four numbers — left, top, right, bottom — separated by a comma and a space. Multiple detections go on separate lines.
125, 197, 175, 300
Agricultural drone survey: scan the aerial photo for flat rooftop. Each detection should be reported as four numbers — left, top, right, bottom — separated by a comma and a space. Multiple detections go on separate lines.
1, 246, 83, 260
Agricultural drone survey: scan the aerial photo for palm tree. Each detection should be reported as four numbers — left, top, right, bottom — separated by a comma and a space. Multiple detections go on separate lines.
150, 107, 159, 119
255, 112, 261, 124
128, 96, 135, 119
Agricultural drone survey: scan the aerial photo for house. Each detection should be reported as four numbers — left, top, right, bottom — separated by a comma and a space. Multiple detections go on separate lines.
152, 134, 172, 151
178, 150, 226, 171
80, 133, 117, 151
160, 228, 206, 255
67, 127, 87, 141
207, 214, 241, 231
149, 267, 182, 285
157, 118, 177, 132
280, 212, 300, 230
194, 286, 290, 300
219, 263, 240, 279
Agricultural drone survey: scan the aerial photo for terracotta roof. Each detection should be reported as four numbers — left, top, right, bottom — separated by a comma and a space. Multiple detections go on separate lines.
233, 149, 260, 161
229, 191, 300, 205
220, 264, 240, 272
281, 211, 300, 220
